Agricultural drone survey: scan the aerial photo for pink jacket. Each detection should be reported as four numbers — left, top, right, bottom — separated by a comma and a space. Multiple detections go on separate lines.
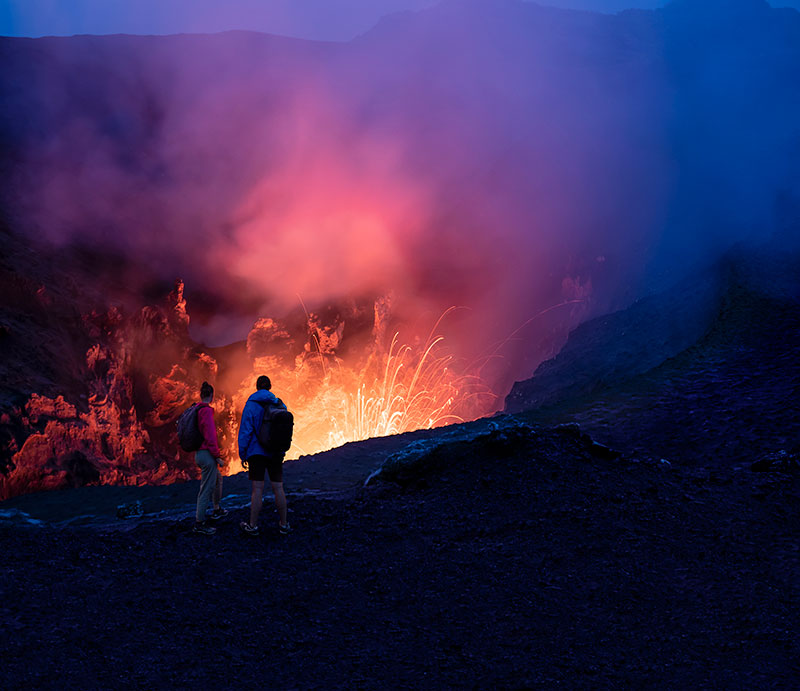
197, 403, 221, 458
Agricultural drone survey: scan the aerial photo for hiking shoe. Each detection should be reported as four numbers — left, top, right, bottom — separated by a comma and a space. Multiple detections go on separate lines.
192, 522, 216, 535
209, 508, 229, 522
279, 522, 292, 535
239, 521, 259, 536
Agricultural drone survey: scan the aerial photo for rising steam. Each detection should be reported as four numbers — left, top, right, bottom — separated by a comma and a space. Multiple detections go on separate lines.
2, 0, 799, 399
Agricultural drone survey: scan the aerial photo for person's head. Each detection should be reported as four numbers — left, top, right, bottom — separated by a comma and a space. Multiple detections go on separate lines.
256, 375, 271, 391
200, 381, 214, 402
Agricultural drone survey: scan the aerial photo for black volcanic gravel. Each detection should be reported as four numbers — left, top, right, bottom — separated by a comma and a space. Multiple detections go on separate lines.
1, 423, 798, 688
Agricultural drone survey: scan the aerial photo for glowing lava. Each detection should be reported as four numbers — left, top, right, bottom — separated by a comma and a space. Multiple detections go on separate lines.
226, 306, 497, 472
316, 331, 493, 451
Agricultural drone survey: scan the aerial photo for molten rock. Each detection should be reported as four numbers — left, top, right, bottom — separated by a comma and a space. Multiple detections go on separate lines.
0, 254, 227, 499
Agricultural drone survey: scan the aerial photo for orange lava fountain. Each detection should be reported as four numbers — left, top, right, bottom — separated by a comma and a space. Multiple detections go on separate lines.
226, 307, 497, 472
323, 331, 490, 449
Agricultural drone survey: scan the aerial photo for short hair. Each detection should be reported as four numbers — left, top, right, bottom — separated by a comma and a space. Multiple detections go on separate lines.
256, 375, 271, 391
200, 381, 214, 400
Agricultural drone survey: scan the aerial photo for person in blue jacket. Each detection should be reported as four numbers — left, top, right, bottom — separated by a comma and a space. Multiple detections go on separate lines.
237, 375, 291, 536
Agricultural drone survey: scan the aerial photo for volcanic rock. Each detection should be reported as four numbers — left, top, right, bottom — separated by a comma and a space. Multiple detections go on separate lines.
166, 279, 190, 337
506, 243, 800, 468
1, 416, 797, 686
115, 500, 143, 519
0, 230, 227, 498
751, 450, 800, 473
246, 317, 294, 362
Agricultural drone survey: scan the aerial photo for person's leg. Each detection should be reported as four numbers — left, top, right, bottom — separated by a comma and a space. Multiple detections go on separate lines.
195, 451, 216, 523
265, 453, 288, 527
270, 481, 288, 527
213, 467, 223, 511
249, 480, 264, 527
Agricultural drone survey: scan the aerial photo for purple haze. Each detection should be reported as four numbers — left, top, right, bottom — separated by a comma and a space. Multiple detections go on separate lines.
1, 0, 799, 398
3, 1, 799, 41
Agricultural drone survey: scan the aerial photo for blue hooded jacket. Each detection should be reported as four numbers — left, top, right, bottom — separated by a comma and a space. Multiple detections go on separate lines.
238, 389, 286, 461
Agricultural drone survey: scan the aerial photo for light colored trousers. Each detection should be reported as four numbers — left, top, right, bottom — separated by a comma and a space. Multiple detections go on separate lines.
195, 449, 222, 522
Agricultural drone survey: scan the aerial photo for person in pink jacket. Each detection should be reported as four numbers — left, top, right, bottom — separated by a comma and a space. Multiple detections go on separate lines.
193, 381, 228, 535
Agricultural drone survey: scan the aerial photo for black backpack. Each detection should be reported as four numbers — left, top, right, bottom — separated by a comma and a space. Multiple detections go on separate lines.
176, 403, 204, 452
256, 400, 294, 454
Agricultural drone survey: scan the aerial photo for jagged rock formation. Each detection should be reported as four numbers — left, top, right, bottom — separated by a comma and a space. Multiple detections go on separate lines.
0, 226, 228, 498
0, 220, 444, 497
0, 290, 220, 498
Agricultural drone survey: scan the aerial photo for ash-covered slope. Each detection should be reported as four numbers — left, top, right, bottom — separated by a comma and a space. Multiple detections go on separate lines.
506, 243, 800, 467
1, 416, 798, 687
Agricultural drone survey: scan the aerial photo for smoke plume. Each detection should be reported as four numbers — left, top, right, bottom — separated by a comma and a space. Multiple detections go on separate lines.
2, 0, 799, 398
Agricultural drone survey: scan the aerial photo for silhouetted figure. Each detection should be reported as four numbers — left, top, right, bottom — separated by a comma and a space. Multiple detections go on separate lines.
238, 375, 290, 536
193, 381, 227, 535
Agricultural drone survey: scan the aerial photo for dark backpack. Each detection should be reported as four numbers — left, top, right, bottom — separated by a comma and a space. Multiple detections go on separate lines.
256, 400, 294, 454
176, 403, 204, 452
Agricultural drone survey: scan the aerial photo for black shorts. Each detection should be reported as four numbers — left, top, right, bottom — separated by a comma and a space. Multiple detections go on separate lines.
246, 453, 284, 483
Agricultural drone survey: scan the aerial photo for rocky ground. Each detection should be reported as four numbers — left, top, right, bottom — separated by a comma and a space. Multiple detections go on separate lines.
507, 245, 800, 471
1, 419, 798, 688
2, 241, 799, 688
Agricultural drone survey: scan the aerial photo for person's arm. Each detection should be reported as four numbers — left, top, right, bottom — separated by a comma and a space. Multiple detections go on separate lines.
197, 405, 221, 457
237, 403, 254, 461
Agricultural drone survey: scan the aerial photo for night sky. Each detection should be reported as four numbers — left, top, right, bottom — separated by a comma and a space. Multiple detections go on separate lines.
2, 0, 798, 40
